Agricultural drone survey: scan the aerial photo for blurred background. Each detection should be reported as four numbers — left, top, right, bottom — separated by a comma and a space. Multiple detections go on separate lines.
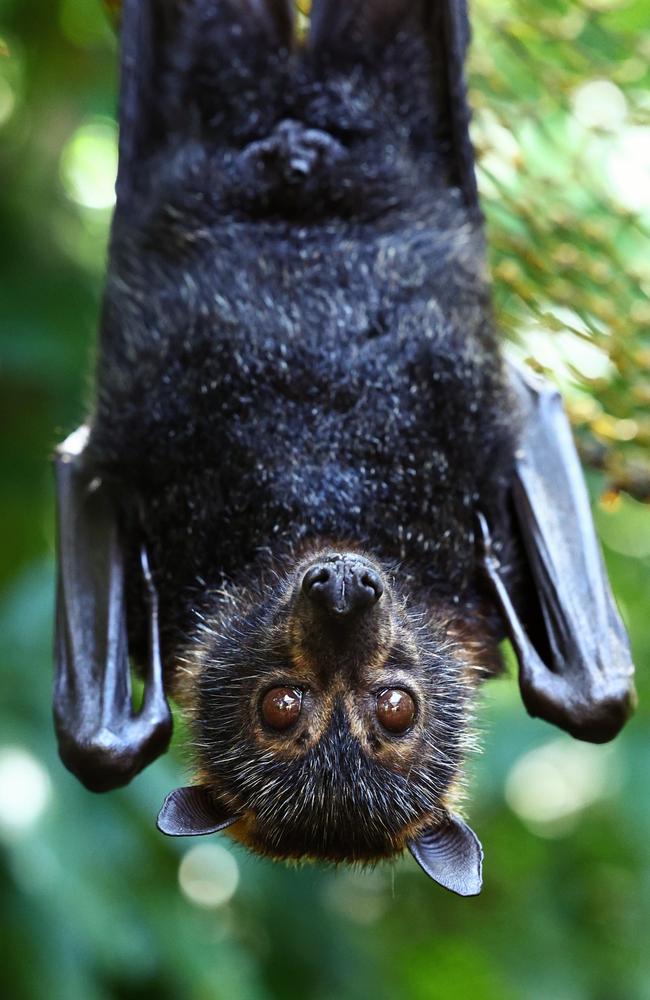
1, 0, 649, 997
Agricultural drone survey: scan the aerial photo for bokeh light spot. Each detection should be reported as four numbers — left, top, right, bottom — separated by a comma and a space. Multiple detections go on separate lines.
595, 490, 650, 558
0, 76, 15, 127
505, 738, 618, 836
607, 127, 650, 214
178, 843, 239, 909
0, 747, 52, 838
60, 118, 118, 210
572, 80, 627, 131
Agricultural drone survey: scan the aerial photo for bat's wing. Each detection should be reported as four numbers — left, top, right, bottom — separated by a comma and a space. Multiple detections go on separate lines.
309, 0, 479, 212
480, 364, 636, 743
54, 428, 172, 791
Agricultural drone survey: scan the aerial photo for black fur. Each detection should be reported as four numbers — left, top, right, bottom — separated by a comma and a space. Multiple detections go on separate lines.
85, 1, 518, 861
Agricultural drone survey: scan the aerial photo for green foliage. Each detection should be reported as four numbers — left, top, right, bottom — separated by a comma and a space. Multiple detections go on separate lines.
0, 2, 648, 998
471, 0, 650, 498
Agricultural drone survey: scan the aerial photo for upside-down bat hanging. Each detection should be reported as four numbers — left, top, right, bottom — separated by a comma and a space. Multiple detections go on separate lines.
54, 0, 636, 896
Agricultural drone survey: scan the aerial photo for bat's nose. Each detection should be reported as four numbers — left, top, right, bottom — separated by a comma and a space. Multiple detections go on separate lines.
301, 555, 383, 618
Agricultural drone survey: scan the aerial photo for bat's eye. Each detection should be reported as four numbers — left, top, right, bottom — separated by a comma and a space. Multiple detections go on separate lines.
261, 687, 303, 731
376, 689, 416, 734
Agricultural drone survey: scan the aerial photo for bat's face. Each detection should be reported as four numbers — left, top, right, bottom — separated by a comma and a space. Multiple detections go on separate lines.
172, 546, 484, 863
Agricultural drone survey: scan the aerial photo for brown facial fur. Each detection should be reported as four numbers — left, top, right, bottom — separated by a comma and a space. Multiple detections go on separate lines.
171, 543, 499, 864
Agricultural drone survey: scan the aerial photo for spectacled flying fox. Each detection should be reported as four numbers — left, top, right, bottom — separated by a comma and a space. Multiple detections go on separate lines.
53, 0, 635, 896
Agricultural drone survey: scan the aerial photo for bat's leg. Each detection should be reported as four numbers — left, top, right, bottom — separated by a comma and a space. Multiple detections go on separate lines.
479, 364, 636, 743
308, 0, 479, 211
54, 427, 172, 792
115, 0, 294, 210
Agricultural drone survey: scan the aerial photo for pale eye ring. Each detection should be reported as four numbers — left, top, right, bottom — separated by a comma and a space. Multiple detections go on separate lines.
261, 686, 303, 731
376, 688, 416, 734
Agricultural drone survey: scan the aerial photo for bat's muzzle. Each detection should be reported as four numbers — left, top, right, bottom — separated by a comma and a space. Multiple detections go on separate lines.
301, 553, 384, 620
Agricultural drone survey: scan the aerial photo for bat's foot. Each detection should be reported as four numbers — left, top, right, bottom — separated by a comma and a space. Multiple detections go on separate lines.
240, 119, 346, 186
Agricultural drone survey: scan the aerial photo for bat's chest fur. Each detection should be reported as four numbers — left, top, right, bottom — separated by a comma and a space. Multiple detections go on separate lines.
90, 198, 514, 640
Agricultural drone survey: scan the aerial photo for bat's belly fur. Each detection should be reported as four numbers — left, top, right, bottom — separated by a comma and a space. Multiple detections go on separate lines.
89, 192, 514, 654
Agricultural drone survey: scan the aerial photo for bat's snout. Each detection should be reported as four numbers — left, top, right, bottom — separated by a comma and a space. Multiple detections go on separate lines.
285, 548, 395, 681
301, 554, 384, 620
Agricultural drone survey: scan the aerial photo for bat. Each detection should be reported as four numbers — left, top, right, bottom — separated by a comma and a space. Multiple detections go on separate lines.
53, 0, 636, 896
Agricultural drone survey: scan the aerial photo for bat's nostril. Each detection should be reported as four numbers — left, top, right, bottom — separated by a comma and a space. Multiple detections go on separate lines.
360, 570, 383, 604
302, 564, 338, 613
302, 565, 331, 595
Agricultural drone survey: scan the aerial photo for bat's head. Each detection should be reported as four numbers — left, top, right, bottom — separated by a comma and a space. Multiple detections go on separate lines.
162, 545, 486, 894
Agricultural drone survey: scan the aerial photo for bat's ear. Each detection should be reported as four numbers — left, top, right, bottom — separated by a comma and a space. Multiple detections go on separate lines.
157, 786, 240, 837
408, 813, 483, 896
